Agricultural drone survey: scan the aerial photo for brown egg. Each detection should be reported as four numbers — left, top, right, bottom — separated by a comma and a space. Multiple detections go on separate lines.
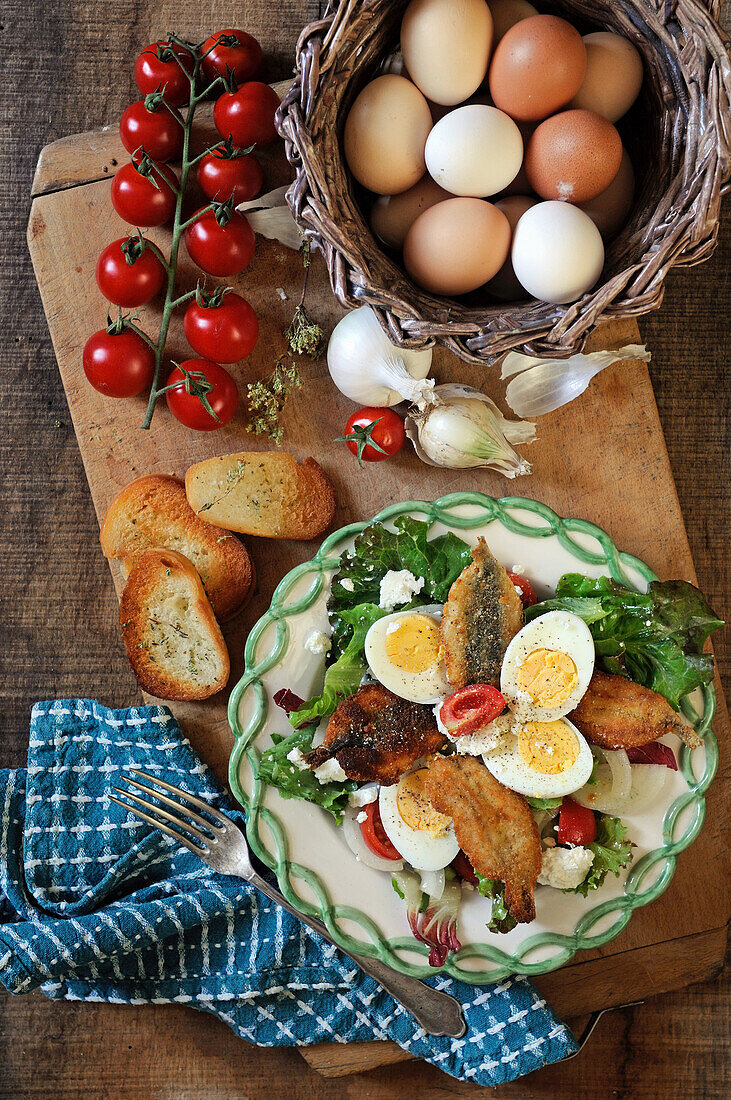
404, 198, 511, 295
569, 32, 644, 123
486, 195, 536, 299
487, 0, 538, 46
488, 15, 587, 122
579, 148, 635, 238
370, 175, 451, 249
343, 75, 432, 195
525, 109, 622, 203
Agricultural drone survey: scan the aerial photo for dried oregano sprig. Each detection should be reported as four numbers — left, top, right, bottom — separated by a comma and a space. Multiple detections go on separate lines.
284, 243, 325, 358
246, 357, 302, 444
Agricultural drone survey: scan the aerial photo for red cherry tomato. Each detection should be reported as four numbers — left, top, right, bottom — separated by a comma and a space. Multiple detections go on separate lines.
439, 684, 506, 738
184, 207, 255, 276
201, 29, 264, 85
111, 160, 177, 227
119, 98, 184, 162
164, 359, 239, 431
339, 407, 405, 465
452, 851, 479, 886
134, 41, 193, 105
557, 798, 597, 847
82, 326, 155, 397
95, 237, 167, 307
197, 145, 263, 204
213, 82, 280, 147
184, 291, 259, 363
507, 571, 537, 608
360, 802, 402, 861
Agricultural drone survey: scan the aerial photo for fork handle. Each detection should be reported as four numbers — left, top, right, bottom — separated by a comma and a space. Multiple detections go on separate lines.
247, 870, 466, 1039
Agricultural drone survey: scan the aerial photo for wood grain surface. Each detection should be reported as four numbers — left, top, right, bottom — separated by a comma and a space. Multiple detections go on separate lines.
1, 1, 728, 1097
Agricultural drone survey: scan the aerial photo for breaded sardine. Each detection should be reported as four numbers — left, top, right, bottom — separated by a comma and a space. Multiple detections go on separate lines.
305, 683, 447, 785
440, 538, 523, 689
570, 670, 700, 749
424, 755, 541, 924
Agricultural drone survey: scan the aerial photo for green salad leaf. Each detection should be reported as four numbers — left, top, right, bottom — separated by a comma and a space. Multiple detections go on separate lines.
257, 727, 356, 822
571, 815, 633, 896
290, 518, 472, 727
526, 795, 563, 812
476, 873, 518, 934
526, 574, 723, 709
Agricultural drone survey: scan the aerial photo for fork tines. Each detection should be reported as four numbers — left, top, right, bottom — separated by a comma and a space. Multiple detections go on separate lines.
110, 769, 226, 856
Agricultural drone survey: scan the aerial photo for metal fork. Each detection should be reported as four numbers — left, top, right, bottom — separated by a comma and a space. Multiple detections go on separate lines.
110, 769, 466, 1038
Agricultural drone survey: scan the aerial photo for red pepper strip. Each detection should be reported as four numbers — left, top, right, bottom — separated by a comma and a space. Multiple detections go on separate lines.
507, 571, 537, 608
439, 684, 506, 738
625, 743, 678, 770
557, 797, 597, 846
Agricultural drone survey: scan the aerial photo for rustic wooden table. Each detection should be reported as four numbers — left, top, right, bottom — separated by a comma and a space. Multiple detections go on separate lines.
1, 2, 728, 1097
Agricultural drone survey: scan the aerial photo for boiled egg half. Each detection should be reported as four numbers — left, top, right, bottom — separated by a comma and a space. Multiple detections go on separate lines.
365, 606, 450, 704
379, 768, 460, 870
483, 715, 594, 798
500, 610, 595, 721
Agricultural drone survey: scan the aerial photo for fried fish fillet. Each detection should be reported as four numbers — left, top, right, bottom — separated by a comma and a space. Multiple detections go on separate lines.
440, 538, 523, 689
570, 670, 701, 749
423, 755, 541, 924
305, 683, 447, 785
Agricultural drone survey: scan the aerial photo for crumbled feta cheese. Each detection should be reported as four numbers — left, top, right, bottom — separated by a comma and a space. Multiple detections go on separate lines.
435, 706, 513, 756
313, 758, 348, 784
356, 811, 368, 824
538, 846, 594, 890
378, 569, 425, 612
348, 786, 378, 808
340, 578, 355, 592
304, 629, 331, 656
511, 563, 526, 576
286, 748, 308, 771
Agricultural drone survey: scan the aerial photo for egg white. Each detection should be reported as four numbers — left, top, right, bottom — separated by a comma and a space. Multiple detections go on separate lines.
365, 605, 450, 704
482, 716, 594, 799
378, 782, 460, 871
500, 610, 595, 721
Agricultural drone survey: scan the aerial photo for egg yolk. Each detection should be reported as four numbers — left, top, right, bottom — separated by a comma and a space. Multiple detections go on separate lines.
517, 648, 578, 708
397, 769, 452, 836
385, 615, 442, 674
518, 720, 579, 775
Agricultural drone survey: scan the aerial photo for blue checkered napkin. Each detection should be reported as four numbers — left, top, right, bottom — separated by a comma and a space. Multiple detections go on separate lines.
0, 700, 577, 1085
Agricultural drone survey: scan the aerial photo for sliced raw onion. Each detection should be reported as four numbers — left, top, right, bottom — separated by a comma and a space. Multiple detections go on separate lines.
419, 868, 445, 901
573, 748, 632, 815
622, 763, 670, 815
342, 805, 403, 873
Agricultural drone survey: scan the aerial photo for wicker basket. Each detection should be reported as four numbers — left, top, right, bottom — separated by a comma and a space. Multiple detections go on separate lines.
277, 0, 731, 362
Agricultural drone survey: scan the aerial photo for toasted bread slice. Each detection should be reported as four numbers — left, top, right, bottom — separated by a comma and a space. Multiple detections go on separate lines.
100, 474, 253, 621
185, 452, 336, 540
120, 548, 230, 701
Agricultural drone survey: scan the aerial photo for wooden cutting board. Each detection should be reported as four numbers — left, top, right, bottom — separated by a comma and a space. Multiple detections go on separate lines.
27, 113, 728, 1080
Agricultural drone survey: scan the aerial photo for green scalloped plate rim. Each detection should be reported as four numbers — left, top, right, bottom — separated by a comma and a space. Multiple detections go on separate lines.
227, 492, 718, 984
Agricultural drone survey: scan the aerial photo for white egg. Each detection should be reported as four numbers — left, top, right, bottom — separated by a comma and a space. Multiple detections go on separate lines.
365, 606, 450, 704
482, 715, 594, 798
511, 201, 605, 304
379, 772, 460, 870
500, 610, 595, 721
425, 105, 524, 197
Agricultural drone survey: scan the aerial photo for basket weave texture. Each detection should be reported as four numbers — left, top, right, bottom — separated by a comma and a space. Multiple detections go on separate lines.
277, 0, 731, 362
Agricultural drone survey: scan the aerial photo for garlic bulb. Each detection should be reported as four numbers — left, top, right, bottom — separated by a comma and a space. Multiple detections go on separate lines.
406, 384, 535, 477
327, 306, 435, 407
501, 345, 651, 418
237, 186, 303, 251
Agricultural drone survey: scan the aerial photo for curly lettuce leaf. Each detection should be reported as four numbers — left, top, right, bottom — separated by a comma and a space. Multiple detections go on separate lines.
571, 815, 633, 897
526, 795, 563, 812
526, 573, 722, 709
476, 873, 518, 934
257, 727, 356, 822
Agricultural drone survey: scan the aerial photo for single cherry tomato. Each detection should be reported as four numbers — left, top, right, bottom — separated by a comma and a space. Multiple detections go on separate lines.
452, 851, 479, 887
134, 41, 193, 105
337, 407, 405, 465
213, 81, 280, 147
184, 206, 255, 276
119, 96, 184, 162
507, 571, 537, 608
557, 798, 597, 847
111, 158, 177, 227
197, 143, 263, 204
360, 802, 402, 861
82, 322, 155, 397
164, 359, 239, 431
184, 289, 259, 363
201, 29, 264, 85
95, 236, 167, 307
439, 684, 506, 738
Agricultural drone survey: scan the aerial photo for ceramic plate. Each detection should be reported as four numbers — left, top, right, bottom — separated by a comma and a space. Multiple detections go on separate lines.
228, 494, 717, 983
